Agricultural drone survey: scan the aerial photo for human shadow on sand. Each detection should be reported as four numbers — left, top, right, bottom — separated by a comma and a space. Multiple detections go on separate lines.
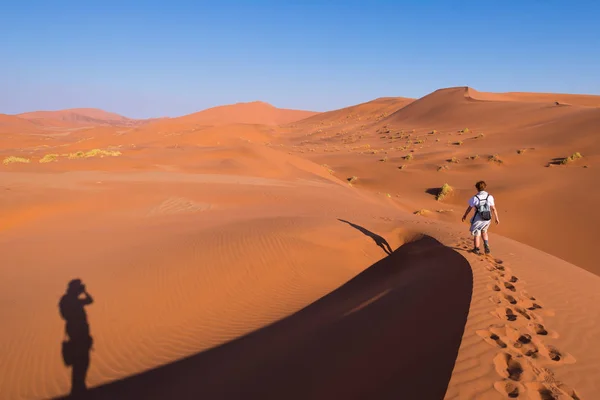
59, 235, 472, 400
337, 219, 393, 254
58, 279, 94, 398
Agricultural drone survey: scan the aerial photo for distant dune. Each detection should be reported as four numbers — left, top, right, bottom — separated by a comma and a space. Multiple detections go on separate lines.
168, 101, 319, 127
16, 108, 161, 127
287, 97, 414, 129
468, 88, 600, 107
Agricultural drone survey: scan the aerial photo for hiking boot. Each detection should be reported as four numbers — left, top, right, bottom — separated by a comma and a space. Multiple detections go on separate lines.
484, 246, 491, 255
473, 248, 482, 255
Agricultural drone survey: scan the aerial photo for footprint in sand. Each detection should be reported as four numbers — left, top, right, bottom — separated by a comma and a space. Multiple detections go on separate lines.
493, 352, 534, 382
526, 322, 559, 339
476, 327, 508, 349
493, 380, 524, 398
489, 283, 502, 292
502, 293, 518, 305
480, 325, 539, 358
524, 381, 581, 400
503, 281, 517, 292
534, 341, 576, 365
495, 306, 519, 322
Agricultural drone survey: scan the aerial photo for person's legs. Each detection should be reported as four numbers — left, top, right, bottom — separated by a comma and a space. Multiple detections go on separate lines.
482, 230, 490, 253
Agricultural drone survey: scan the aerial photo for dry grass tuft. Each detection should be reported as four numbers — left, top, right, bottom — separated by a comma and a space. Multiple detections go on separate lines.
467, 154, 480, 160
3, 156, 30, 165
437, 165, 449, 172
39, 154, 59, 163
453, 141, 463, 146
561, 152, 582, 164
347, 176, 358, 186
448, 157, 460, 163
404, 154, 413, 161
414, 209, 430, 216
436, 183, 453, 201
398, 164, 406, 170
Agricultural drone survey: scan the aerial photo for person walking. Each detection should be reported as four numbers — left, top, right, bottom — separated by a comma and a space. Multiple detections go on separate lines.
461, 180, 500, 255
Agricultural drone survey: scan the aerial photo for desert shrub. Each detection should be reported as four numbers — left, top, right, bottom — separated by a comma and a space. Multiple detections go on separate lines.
460, 128, 470, 133
448, 157, 460, 163
453, 141, 463, 146
415, 139, 424, 144
561, 152, 582, 164
430, 130, 438, 134
414, 209, 430, 216
436, 183, 453, 201
39, 154, 59, 163
379, 156, 388, 162
404, 154, 413, 161
517, 149, 527, 154
398, 164, 406, 170
488, 154, 503, 164
3, 156, 30, 165
437, 165, 449, 172
467, 154, 480, 160
68, 151, 85, 159
347, 176, 358, 185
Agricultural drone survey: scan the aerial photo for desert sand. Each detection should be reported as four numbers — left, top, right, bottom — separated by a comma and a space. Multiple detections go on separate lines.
1, 88, 599, 400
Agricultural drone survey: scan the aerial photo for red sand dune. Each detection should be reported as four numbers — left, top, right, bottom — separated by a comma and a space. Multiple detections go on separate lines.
17, 108, 160, 127
1, 86, 600, 400
166, 101, 319, 127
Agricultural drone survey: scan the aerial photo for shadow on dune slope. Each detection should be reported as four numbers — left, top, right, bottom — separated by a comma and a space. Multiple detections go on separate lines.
61, 234, 472, 400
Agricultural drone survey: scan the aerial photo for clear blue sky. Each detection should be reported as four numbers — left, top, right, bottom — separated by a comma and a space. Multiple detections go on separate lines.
1, 1, 598, 118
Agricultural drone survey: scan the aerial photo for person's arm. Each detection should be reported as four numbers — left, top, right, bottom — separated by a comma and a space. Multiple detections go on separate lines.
491, 205, 500, 224
462, 206, 472, 222
81, 289, 94, 305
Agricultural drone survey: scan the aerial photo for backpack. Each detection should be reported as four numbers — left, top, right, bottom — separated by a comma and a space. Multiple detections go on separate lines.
475, 194, 492, 221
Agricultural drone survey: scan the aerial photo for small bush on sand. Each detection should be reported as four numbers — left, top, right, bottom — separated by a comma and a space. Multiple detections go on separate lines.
448, 157, 460, 163
347, 176, 358, 185
415, 139, 424, 144
379, 156, 388, 162
3, 156, 30, 165
453, 141, 463, 146
39, 154, 59, 163
86, 149, 122, 158
467, 154, 480, 160
488, 154, 503, 164
404, 154, 413, 161
436, 183, 453, 201
460, 128, 470, 134
430, 130, 438, 134
398, 164, 406, 170
437, 165, 449, 172
68, 151, 85, 159
414, 209, 430, 216
561, 152, 582, 164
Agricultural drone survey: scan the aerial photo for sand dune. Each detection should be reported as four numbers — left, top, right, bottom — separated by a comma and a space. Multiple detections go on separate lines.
16, 108, 158, 127
468, 88, 600, 107
165, 101, 318, 127
1, 86, 600, 400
